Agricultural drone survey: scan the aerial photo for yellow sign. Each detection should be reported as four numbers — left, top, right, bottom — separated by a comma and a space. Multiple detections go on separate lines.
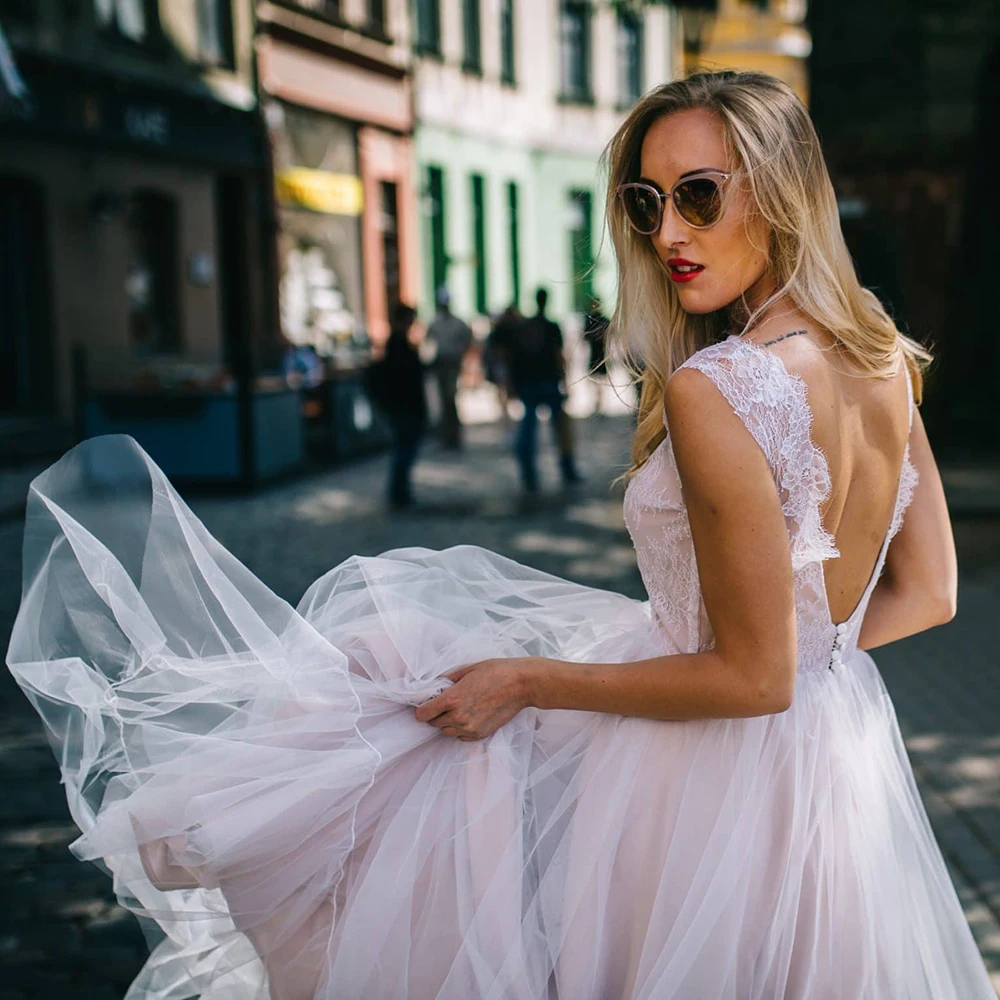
276, 168, 364, 216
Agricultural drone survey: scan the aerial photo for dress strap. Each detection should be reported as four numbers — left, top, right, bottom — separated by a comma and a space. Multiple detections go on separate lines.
888, 363, 919, 543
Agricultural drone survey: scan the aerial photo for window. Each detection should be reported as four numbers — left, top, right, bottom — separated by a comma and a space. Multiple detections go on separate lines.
559, 1, 591, 103
415, 0, 440, 54
567, 189, 593, 313
616, 9, 642, 107
427, 166, 448, 298
381, 181, 401, 311
462, 0, 481, 72
507, 181, 520, 309
280, 0, 341, 21
367, 0, 387, 36
126, 190, 181, 356
93, 0, 159, 45
197, 0, 234, 68
500, 0, 515, 85
470, 174, 487, 314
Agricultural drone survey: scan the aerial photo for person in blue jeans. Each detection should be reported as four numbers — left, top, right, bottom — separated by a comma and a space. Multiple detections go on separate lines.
504, 288, 583, 492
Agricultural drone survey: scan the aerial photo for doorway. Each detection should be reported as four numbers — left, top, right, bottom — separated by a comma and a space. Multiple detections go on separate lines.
0, 174, 53, 416
381, 180, 401, 310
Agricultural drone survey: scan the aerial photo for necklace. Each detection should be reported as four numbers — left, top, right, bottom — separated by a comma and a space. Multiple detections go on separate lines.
758, 329, 809, 348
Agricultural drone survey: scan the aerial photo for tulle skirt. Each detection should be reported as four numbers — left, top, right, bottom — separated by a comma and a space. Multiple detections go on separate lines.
6, 436, 995, 1000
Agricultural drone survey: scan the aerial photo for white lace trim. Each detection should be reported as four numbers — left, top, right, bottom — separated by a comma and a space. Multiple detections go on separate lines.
678, 337, 840, 572
623, 335, 920, 672
890, 443, 918, 540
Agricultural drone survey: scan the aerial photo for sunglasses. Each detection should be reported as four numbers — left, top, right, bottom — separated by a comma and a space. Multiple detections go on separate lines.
617, 169, 733, 234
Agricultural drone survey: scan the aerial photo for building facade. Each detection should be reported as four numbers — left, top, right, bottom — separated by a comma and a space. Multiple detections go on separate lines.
807, 0, 999, 454
255, 0, 418, 351
0, 0, 264, 461
413, 0, 678, 329
683, 0, 810, 103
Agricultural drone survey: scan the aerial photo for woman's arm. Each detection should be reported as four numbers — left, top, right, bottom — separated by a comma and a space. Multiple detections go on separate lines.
526, 367, 797, 720
857, 407, 957, 651
416, 368, 799, 737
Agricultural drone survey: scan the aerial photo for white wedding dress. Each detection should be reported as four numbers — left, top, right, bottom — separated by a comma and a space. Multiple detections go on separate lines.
7, 335, 996, 999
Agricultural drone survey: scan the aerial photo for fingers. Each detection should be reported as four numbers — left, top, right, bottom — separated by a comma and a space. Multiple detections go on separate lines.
444, 664, 476, 683
414, 692, 451, 723
419, 707, 471, 733
414, 675, 466, 721
418, 709, 483, 741
444, 726, 483, 742
429, 711, 459, 730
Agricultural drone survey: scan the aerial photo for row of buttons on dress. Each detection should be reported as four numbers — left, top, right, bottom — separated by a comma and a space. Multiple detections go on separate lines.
829, 621, 849, 671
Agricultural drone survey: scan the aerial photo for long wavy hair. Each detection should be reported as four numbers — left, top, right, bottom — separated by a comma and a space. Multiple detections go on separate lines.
604, 70, 932, 478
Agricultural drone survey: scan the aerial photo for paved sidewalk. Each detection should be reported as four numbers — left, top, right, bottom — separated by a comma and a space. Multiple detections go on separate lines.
941, 465, 1000, 517
0, 415, 998, 996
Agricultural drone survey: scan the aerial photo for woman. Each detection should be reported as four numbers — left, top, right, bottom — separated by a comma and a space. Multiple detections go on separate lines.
7, 71, 994, 999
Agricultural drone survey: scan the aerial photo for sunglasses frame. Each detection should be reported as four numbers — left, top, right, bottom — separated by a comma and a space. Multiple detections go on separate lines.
617, 169, 734, 234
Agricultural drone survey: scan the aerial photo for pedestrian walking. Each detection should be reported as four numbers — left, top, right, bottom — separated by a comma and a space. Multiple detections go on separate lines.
508, 287, 582, 492
426, 286, 473, 450
367, 302, 426, 509
582, 295, 611, 415
483, 302, 521, 427
7, 70, 996, 1000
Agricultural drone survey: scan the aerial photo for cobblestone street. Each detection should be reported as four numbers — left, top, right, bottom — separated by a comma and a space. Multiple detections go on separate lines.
1, 414, 999, 998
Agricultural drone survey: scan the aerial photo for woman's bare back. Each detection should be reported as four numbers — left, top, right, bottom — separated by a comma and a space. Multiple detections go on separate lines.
771, 334, 913, 624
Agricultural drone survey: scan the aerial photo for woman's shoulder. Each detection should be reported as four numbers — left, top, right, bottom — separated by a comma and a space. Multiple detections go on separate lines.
669, 335, 798, 418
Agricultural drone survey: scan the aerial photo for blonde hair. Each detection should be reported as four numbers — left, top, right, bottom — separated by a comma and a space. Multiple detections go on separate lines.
604, 70, 932, 478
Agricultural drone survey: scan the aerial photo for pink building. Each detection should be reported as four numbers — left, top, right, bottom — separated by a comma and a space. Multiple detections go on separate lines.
256, 0, 418, 351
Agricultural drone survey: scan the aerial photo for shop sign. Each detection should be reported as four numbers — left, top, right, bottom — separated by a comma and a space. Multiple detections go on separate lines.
124, 105, 169, 146
4, 54, 262, 168
276, 168, 364, 216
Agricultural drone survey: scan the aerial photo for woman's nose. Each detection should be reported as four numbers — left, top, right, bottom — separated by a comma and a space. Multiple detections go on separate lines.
655, 195, 689, 250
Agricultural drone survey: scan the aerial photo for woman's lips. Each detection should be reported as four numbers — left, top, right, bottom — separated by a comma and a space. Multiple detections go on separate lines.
669, 264, 705, 283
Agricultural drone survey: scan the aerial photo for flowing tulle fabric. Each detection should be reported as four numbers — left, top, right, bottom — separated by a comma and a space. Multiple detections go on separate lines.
6, 436, 996, 1000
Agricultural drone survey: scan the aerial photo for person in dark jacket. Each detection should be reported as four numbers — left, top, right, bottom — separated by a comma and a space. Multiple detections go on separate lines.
508, 287, 582, 492
369, 303, 427, 509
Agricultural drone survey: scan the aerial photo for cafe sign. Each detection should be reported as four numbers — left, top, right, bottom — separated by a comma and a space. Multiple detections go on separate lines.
276, 168, 364, 216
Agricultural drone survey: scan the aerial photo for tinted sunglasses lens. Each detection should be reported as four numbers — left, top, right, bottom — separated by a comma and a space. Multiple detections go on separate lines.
622, 186, 661, 234
674, 177, 723, 227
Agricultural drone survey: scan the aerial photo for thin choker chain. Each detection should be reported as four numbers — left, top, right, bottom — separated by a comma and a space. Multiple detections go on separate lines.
758, 329, 809, 348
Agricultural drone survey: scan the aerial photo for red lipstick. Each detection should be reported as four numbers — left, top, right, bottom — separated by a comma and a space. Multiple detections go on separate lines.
667, 258, 705, 283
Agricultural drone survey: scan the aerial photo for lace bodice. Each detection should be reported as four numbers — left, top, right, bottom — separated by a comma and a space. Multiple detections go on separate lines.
623, 335, 917, 674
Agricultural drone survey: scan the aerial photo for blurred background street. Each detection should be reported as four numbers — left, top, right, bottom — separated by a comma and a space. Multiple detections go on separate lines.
2, 0, 1000, 995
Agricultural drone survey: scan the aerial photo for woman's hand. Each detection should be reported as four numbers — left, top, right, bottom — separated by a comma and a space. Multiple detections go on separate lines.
413, 657, 537, 742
